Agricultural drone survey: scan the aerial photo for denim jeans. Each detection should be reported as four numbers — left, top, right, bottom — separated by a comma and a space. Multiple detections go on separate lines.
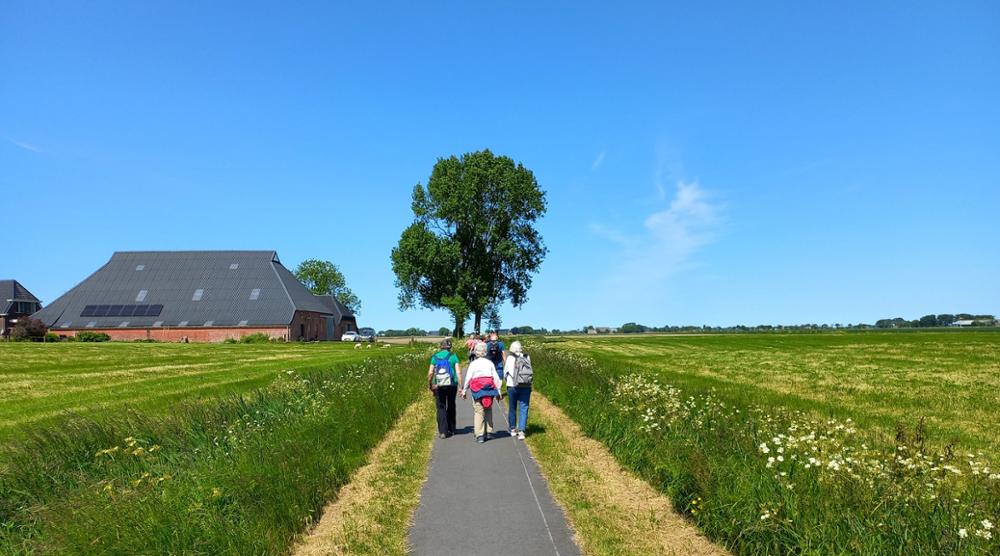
507, 386, 532, 431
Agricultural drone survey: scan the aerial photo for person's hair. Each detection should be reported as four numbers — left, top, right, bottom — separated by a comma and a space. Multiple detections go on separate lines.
489, 331, 499, 340
510, 341, 523, 354
440, 338, 452, 350
473, 341, 488, 357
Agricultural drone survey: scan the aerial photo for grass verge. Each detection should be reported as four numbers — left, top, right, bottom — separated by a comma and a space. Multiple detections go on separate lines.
0, 352, 427, 555
527, 394, 728, 556
293, 399, 436, 556
530, 348, 1000, 555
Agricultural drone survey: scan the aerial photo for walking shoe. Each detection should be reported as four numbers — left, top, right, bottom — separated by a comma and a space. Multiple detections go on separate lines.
518, 430, 526, 440
439, 433, 447, 439
476, 436, 485, 443
510, 428, 518, 436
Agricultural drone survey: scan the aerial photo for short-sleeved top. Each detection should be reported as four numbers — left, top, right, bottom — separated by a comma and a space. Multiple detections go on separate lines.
487, 341, 505, 369
431, 350, 460, 367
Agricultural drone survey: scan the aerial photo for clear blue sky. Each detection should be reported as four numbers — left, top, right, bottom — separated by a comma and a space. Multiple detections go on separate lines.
3, 1, 998, 330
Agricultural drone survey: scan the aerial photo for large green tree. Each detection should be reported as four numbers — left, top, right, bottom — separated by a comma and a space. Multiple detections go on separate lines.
391, 149, 547, 337
294, 259, 361, 315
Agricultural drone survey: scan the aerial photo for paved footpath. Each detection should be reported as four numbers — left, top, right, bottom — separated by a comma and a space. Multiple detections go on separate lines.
408, 395, 581, 556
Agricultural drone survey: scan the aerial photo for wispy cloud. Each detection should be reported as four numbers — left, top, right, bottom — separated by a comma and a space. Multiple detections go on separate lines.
592, 180, 724, 290
591, 150, 606, 171
9, 139, 41, 153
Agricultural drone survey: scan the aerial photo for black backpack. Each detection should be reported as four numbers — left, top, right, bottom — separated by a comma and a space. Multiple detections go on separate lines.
486, 340, 503, 364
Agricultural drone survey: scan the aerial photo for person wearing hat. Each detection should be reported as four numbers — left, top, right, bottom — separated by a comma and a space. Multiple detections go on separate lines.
428, 338, 462, 438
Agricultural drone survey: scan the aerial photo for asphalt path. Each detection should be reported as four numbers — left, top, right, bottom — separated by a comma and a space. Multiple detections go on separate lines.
408, 393, 581, 556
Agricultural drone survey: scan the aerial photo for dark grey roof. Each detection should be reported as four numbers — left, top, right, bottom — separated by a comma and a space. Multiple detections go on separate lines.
315, 294, 356, 322
32, 251, 336, 329
1, 280, 41, 315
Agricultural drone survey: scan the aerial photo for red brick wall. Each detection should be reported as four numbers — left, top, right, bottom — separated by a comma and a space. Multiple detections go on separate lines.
53, 327, 290, 343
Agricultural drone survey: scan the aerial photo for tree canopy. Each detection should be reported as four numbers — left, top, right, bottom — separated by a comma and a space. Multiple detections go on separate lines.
293, 259, 361, 315
391, 149, 547, 336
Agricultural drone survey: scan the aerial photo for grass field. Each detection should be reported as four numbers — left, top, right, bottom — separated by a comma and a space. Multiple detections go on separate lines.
540, 331, 1000, 454
0, 342, 428, 555
530, 331, 1000, 555
0, 342, 399, 439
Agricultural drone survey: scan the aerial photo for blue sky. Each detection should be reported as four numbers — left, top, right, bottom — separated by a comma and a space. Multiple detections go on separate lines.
3, 1, 998, 330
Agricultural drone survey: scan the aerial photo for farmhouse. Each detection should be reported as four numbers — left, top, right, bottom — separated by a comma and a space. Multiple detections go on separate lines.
32, 251, 357, 342
1, 280, 43, 338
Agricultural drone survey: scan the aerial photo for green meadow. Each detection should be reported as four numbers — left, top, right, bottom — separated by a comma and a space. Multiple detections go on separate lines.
0, 342, 427, 555
540, 331, 1000, 454
0, 342, 398, 439
531, 331, 1000, 554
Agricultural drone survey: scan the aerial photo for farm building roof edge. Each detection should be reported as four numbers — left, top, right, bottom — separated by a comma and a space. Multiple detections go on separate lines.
0, 280, 42, 315
31, 250, 341, 329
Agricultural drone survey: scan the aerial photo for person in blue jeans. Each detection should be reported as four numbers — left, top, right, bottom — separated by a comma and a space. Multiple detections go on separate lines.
502, 341, 532, 440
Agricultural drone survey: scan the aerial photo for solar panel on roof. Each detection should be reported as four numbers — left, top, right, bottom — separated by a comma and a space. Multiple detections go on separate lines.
148, 304, 163, 317
133, 305, 148, 317
80, 304, 162, 318
94, 305, 110, 316
121, 305, 136, 317
108, 305, 124, 317
81, 306, 96, 317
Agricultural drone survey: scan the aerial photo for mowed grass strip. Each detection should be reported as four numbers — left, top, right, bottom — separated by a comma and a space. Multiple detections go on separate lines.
0, 342, 400, 438
0, 352, 430, 555
526, 394, 729, 556
528, 335, 1000, 555
541, 331, 1000, 454
294, 399, 436, 556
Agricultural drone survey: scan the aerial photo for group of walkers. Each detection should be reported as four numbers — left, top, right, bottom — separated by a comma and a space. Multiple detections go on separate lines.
427, 332, 533, 444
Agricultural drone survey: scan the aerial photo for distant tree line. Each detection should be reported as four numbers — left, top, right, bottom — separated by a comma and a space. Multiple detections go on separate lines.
874, 314, 996, 328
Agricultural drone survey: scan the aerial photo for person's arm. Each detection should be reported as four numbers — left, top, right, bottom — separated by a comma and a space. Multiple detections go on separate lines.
461, 363, 474, 394
491, 367, 503, 399
502, 355, 515, 384
454, 360, 463, 389
427, 364, 435, 390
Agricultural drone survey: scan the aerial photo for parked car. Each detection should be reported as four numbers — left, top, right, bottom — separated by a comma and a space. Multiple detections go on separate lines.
358, 327, 376, 342
341, 331, 360, 342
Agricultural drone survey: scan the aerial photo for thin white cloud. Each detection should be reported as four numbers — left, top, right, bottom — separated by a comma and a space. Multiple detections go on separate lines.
591, 150, 606, 171
592, 180, 723, 289
9, 139, 41, 152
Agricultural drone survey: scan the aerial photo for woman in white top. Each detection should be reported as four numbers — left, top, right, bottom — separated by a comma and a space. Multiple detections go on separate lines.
502, 341, 532, 440
461, 342, 503, 443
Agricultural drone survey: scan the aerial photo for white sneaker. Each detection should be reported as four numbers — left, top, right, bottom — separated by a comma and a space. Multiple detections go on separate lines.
518, 430, 525, 440
510, 428, 518, 436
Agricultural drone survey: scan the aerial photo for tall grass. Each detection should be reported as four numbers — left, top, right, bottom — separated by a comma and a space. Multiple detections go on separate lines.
530, 348, 1000, 555
0, 352, 427, 555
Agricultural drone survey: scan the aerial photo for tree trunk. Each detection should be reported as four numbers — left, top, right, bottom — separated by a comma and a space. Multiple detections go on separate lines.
474, 311, 482, 335
453, 319, 464, 338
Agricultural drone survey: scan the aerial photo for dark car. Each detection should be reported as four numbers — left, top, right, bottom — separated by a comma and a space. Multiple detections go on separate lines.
357, 327, 376, 342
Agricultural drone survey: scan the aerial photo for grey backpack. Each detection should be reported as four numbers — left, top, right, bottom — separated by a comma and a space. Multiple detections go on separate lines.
513, 353, 534, 386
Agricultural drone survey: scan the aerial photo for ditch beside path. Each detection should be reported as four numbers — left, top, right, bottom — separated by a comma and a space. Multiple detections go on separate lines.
408, 395, 581, 556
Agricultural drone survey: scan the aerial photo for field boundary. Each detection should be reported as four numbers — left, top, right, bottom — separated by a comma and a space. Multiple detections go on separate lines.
293, 398, 436, 556
527, 394, 730, 556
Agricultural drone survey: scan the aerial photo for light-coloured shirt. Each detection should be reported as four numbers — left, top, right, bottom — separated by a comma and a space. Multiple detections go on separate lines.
462, 357, 502, 394
503, 353, 531, 387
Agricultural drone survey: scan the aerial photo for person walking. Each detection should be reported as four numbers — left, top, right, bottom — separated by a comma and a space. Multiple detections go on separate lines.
461, 342, 502, 443
465, 332, 481, 361
428, 338, 462, 438
485, 331, 506, 378
503, 341, 533, 440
